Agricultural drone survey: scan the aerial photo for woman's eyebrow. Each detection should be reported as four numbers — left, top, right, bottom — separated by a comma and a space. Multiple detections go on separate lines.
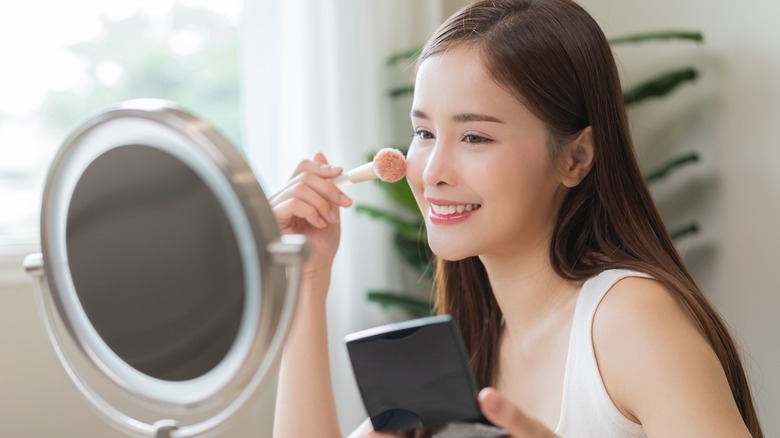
451, 113, 504, 123
410, 109, 429, 119
410, 109, 504, 124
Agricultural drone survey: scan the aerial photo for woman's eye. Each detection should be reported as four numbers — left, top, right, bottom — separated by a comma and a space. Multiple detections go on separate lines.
414, 129, 434, 140
463, 133, 490, 144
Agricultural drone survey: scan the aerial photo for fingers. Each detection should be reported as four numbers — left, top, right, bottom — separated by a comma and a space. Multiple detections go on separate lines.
312, 151, 328, 165
270, 152, 353, 230
289, 152, 341, 180
478, 388, 556, 438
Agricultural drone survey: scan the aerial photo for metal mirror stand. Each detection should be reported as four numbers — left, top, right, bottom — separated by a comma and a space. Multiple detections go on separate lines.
23, 99, 309, 438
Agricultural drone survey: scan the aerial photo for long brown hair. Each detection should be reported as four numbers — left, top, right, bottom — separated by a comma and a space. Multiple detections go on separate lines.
420, 0, 762, 435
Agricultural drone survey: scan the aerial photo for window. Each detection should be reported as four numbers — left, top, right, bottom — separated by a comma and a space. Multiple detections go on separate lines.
0, 0, 242, 244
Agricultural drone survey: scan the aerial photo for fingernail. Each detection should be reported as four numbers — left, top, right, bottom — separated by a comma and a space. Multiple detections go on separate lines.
339, 194, 352, 206
328, 210, 338, 222
317, 217, 327, 227
480, 388, 501, 412
320, 164, 342, 173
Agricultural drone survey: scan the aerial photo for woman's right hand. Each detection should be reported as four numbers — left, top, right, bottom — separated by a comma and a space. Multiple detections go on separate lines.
268, 152, 352, 286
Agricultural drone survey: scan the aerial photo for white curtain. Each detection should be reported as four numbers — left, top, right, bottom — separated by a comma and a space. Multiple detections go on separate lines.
240, 0, 444, 433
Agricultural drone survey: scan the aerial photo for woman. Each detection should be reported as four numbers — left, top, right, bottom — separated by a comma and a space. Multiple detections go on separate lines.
271, 0, 763, 436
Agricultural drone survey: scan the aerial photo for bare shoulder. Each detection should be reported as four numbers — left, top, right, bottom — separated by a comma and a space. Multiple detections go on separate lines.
594, 276, 694, 342
592, 276, 750, 437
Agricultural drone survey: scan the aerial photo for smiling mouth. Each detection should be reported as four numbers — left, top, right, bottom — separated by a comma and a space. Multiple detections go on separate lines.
430, 203, 482, 215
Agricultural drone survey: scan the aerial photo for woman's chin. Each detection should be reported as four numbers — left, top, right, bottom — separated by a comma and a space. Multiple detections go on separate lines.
429, 242, 476, 262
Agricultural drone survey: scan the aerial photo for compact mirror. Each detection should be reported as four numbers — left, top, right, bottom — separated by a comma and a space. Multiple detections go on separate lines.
24, 99, 308, 437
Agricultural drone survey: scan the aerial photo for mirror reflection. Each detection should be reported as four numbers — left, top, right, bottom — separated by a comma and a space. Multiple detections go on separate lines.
66, 144, 244, 381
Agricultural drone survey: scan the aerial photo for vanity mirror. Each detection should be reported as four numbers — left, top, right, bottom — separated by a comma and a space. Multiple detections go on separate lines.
23, 99, 308, 437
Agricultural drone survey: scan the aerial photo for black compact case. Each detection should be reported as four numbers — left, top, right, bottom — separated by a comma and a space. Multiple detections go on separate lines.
345, 315, 496, 433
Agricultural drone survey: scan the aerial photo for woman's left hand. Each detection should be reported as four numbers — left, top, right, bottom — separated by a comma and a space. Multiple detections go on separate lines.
478, 388, 559, 438
361, 387, 558, 438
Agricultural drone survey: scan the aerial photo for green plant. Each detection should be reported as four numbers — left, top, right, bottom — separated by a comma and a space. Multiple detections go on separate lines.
358, 30, 704, 318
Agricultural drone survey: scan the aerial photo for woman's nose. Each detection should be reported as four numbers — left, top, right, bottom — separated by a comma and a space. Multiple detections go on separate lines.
423, 137, 457, 187
421, 140, 456, 187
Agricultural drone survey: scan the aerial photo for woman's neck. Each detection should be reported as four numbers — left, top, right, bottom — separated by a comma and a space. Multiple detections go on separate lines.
479, 240, 581, 338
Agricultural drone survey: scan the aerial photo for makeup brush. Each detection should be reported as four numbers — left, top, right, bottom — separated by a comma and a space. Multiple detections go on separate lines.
332, 148, 406, 188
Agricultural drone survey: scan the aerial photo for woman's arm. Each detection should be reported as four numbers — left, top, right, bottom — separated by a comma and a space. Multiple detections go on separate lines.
594, 277, 752, 437
274, 277, 341, 437
270, 153, 351, 438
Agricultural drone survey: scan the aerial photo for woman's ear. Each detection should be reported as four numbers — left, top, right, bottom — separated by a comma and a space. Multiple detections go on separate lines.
560, 126, 595, 188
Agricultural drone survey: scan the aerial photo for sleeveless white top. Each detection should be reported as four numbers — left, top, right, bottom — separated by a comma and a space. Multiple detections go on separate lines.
554, 269, 649, 438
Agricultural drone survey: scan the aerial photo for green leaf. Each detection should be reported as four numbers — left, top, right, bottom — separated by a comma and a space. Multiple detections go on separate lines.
669, 222, 700, 241
354, 205, 422, 241
389, 85, 414, 99
394, 232, 432, 277
645, 152, 700, 183
367, 291, 433, 318
376, 177, 421, 216
609, 31, 703, 45
386, 48, 422, 66
624, 68, 698, 106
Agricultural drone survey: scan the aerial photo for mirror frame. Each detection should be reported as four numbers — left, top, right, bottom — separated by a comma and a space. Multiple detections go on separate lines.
24, 99, 308, 437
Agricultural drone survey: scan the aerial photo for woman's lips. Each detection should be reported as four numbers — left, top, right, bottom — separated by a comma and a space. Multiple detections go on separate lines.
426, 199, 482, 225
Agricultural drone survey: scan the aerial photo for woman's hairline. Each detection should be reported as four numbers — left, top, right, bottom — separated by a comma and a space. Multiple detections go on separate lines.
415, 40, 582, 160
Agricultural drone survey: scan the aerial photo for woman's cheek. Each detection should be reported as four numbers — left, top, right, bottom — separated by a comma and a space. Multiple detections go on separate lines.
404, 146, 426, 203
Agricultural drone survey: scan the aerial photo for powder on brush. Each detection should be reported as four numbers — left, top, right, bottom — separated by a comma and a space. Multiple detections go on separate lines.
372, 148, 406, 182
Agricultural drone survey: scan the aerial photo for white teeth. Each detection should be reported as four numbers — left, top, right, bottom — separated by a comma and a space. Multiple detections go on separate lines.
431, 203, 480, 215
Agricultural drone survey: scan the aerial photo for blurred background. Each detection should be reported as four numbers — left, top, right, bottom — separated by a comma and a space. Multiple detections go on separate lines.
0, 0, 777, 436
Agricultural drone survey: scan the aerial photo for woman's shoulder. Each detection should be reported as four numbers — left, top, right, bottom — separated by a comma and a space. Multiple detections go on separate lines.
594, 274, 684, 330
591, 275, 700, 392
592, 275, 704, 351
591, 275, 748, 435
592, 275, 707, 390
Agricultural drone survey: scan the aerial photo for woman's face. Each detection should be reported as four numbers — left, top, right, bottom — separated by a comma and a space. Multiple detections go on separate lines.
407, 46, 566, 261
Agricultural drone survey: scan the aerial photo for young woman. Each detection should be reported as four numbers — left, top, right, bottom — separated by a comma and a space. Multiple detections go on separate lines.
271, 0, 763, 436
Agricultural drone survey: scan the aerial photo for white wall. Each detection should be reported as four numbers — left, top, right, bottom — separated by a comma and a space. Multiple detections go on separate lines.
578, 0, 780, 435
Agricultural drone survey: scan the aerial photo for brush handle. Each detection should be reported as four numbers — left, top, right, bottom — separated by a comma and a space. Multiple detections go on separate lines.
331, 161, 375, 188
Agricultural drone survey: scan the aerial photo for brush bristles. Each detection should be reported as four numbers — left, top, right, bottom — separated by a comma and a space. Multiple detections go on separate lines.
372, 148, 406, 183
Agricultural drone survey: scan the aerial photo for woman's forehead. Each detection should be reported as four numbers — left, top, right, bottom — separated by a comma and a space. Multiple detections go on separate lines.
416, 49, 500, 103
413, 47, 533, 123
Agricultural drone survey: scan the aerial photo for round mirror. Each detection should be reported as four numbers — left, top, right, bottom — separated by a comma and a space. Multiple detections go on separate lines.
24, 99, 308, 437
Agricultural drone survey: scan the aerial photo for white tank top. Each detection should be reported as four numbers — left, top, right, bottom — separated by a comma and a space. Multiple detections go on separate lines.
554, 269, 649, 438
